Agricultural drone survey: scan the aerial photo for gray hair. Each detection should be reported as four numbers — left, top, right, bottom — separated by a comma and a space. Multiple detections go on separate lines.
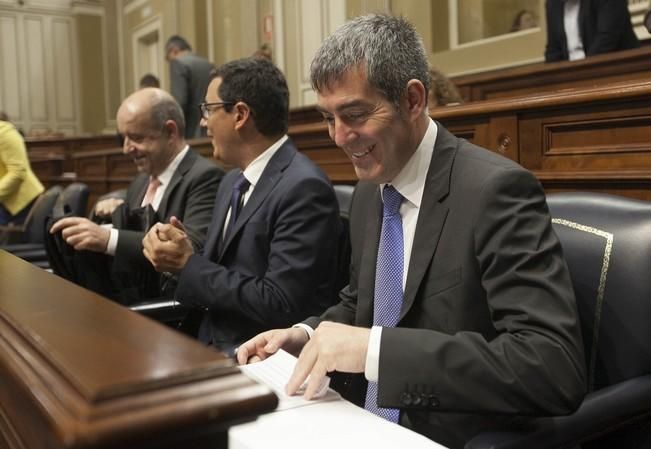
310, 14, 430, 107
148, 89, 186, 138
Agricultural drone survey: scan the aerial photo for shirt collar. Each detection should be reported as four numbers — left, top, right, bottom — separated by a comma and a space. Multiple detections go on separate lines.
242, 135, 288, 186
381, 118, 437, 209
157, 145, 189, 187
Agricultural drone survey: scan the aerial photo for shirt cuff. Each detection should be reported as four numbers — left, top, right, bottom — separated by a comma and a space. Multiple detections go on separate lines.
292, 323, 314, 339
104, 226, 118, 255
365, 326, 382, 382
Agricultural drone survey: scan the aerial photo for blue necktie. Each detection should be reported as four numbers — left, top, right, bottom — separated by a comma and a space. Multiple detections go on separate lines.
364, 185, 404, 423
224, 173, 250, 240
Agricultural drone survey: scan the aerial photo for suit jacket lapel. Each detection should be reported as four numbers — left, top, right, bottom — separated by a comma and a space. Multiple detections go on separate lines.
357, 186, 382, 326
128, 174, 149, 209
156, 150, 196, 219
218, 142, 296, 259
202, 175, 232, 261
400, 124, 456, 321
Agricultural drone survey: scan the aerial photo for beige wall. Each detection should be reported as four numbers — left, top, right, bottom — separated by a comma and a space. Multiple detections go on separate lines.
103, 1, 122, 129
393, 0, 546, 76
76, 14, 107, 134
13, 0, 649, 134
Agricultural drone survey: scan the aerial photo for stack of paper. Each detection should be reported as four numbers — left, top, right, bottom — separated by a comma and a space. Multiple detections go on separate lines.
239, 349, 340, 411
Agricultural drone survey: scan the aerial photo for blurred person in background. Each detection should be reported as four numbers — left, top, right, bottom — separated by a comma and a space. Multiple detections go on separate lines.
165, 35, 214, 139
545, 0, 639, 62
0, 113, 44, 225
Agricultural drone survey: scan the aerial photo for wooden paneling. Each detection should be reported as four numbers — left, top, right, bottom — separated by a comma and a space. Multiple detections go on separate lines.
433, 80, 651, 200
0, 251, 277, 449
25, 79, 651, 201
0, 5, 81, 135
452, 46, 651, 102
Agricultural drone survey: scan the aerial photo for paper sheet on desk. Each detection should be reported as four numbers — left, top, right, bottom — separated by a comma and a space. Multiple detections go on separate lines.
239, 349, 341, 411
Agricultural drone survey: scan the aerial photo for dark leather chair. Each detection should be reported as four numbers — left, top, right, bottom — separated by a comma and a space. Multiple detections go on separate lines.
0, 185, 62, 249
59, 182, 90, 217
8, 183, 89, 267
466, 192, 651, 449
333, 184, 354, 291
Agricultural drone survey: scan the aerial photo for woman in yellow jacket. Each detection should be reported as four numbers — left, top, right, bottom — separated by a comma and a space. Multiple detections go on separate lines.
0, 120, 44, 225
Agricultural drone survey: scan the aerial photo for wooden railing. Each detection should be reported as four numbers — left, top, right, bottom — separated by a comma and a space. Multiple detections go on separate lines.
451, 45, 651, 102
27, 78, 651, 201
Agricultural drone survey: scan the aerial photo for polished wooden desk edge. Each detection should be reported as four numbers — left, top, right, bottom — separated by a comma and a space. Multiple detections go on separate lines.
0, 251, 278, 448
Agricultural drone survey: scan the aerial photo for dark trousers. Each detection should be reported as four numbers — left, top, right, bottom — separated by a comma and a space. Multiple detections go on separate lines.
0, 198, 36, 225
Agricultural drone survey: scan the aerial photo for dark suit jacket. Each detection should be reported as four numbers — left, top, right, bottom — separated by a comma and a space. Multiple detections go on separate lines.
306, 125, 586, 449
169, 53, 214, 139
112, 149, 223, 296
176, 140, 341, 354
545, 0, 639, 62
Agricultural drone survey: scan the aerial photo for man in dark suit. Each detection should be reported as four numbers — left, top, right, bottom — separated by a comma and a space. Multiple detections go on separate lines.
143, 58, 341, 356
165, 35, 214, 139
50, 88, 223, 304
237, 14, 586, 449
545, 0, 639, 62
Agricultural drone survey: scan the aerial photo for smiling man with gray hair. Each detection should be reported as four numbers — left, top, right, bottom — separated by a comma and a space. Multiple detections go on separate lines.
238, 14, 586, 448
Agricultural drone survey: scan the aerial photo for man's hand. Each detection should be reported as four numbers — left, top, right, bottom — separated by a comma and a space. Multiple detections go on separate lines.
142, 220, 193, 273
49, 217, 110, 253
94, 197, 124, 218
236, 327, 310, 365
287, 322, 370, 400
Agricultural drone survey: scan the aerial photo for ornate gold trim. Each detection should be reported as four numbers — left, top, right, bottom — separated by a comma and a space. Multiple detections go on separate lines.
552, 218, 613, 391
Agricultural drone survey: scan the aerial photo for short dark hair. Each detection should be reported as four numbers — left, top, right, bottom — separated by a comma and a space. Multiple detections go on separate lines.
165, 35, 192, 52
310, 14, 430, 108
139, 73, 160, 89
212, 57, 289, 136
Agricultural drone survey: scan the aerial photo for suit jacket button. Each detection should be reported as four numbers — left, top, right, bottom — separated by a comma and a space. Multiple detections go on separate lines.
400, 392, 412, 406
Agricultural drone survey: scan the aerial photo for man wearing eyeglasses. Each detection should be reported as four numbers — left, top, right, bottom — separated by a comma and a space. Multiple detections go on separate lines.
142, 58, 342, 356
50, 88, 223, 304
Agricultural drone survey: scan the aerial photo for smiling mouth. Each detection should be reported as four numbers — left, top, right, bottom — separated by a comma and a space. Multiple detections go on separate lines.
351, 145, 375, 158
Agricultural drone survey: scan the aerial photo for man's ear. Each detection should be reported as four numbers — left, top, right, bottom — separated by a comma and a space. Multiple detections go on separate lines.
233, 102, 251, 131
404, 79, 427, 120
163, 119, 179, 139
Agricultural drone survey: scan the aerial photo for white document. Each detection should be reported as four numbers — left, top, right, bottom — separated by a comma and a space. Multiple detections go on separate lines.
239, 349, 340, 411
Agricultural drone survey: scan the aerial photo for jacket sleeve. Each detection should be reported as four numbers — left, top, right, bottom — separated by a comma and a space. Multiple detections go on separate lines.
0, 125, 28, 202
585, 0, 632, 55
544, 0, 565, 62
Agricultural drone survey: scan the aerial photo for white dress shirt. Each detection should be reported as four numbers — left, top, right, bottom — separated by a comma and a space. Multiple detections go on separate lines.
564, 0, 586, 61
221, 135, 288, 239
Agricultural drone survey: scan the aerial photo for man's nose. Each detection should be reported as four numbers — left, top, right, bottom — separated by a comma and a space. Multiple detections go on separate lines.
332, 118, 356, 148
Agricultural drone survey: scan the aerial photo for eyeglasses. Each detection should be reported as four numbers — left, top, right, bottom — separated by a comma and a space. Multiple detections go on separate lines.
199, 101, 234, 120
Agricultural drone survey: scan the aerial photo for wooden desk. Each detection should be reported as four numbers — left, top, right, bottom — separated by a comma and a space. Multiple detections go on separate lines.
0, 250, 277, 448
229, 398, 446, 449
